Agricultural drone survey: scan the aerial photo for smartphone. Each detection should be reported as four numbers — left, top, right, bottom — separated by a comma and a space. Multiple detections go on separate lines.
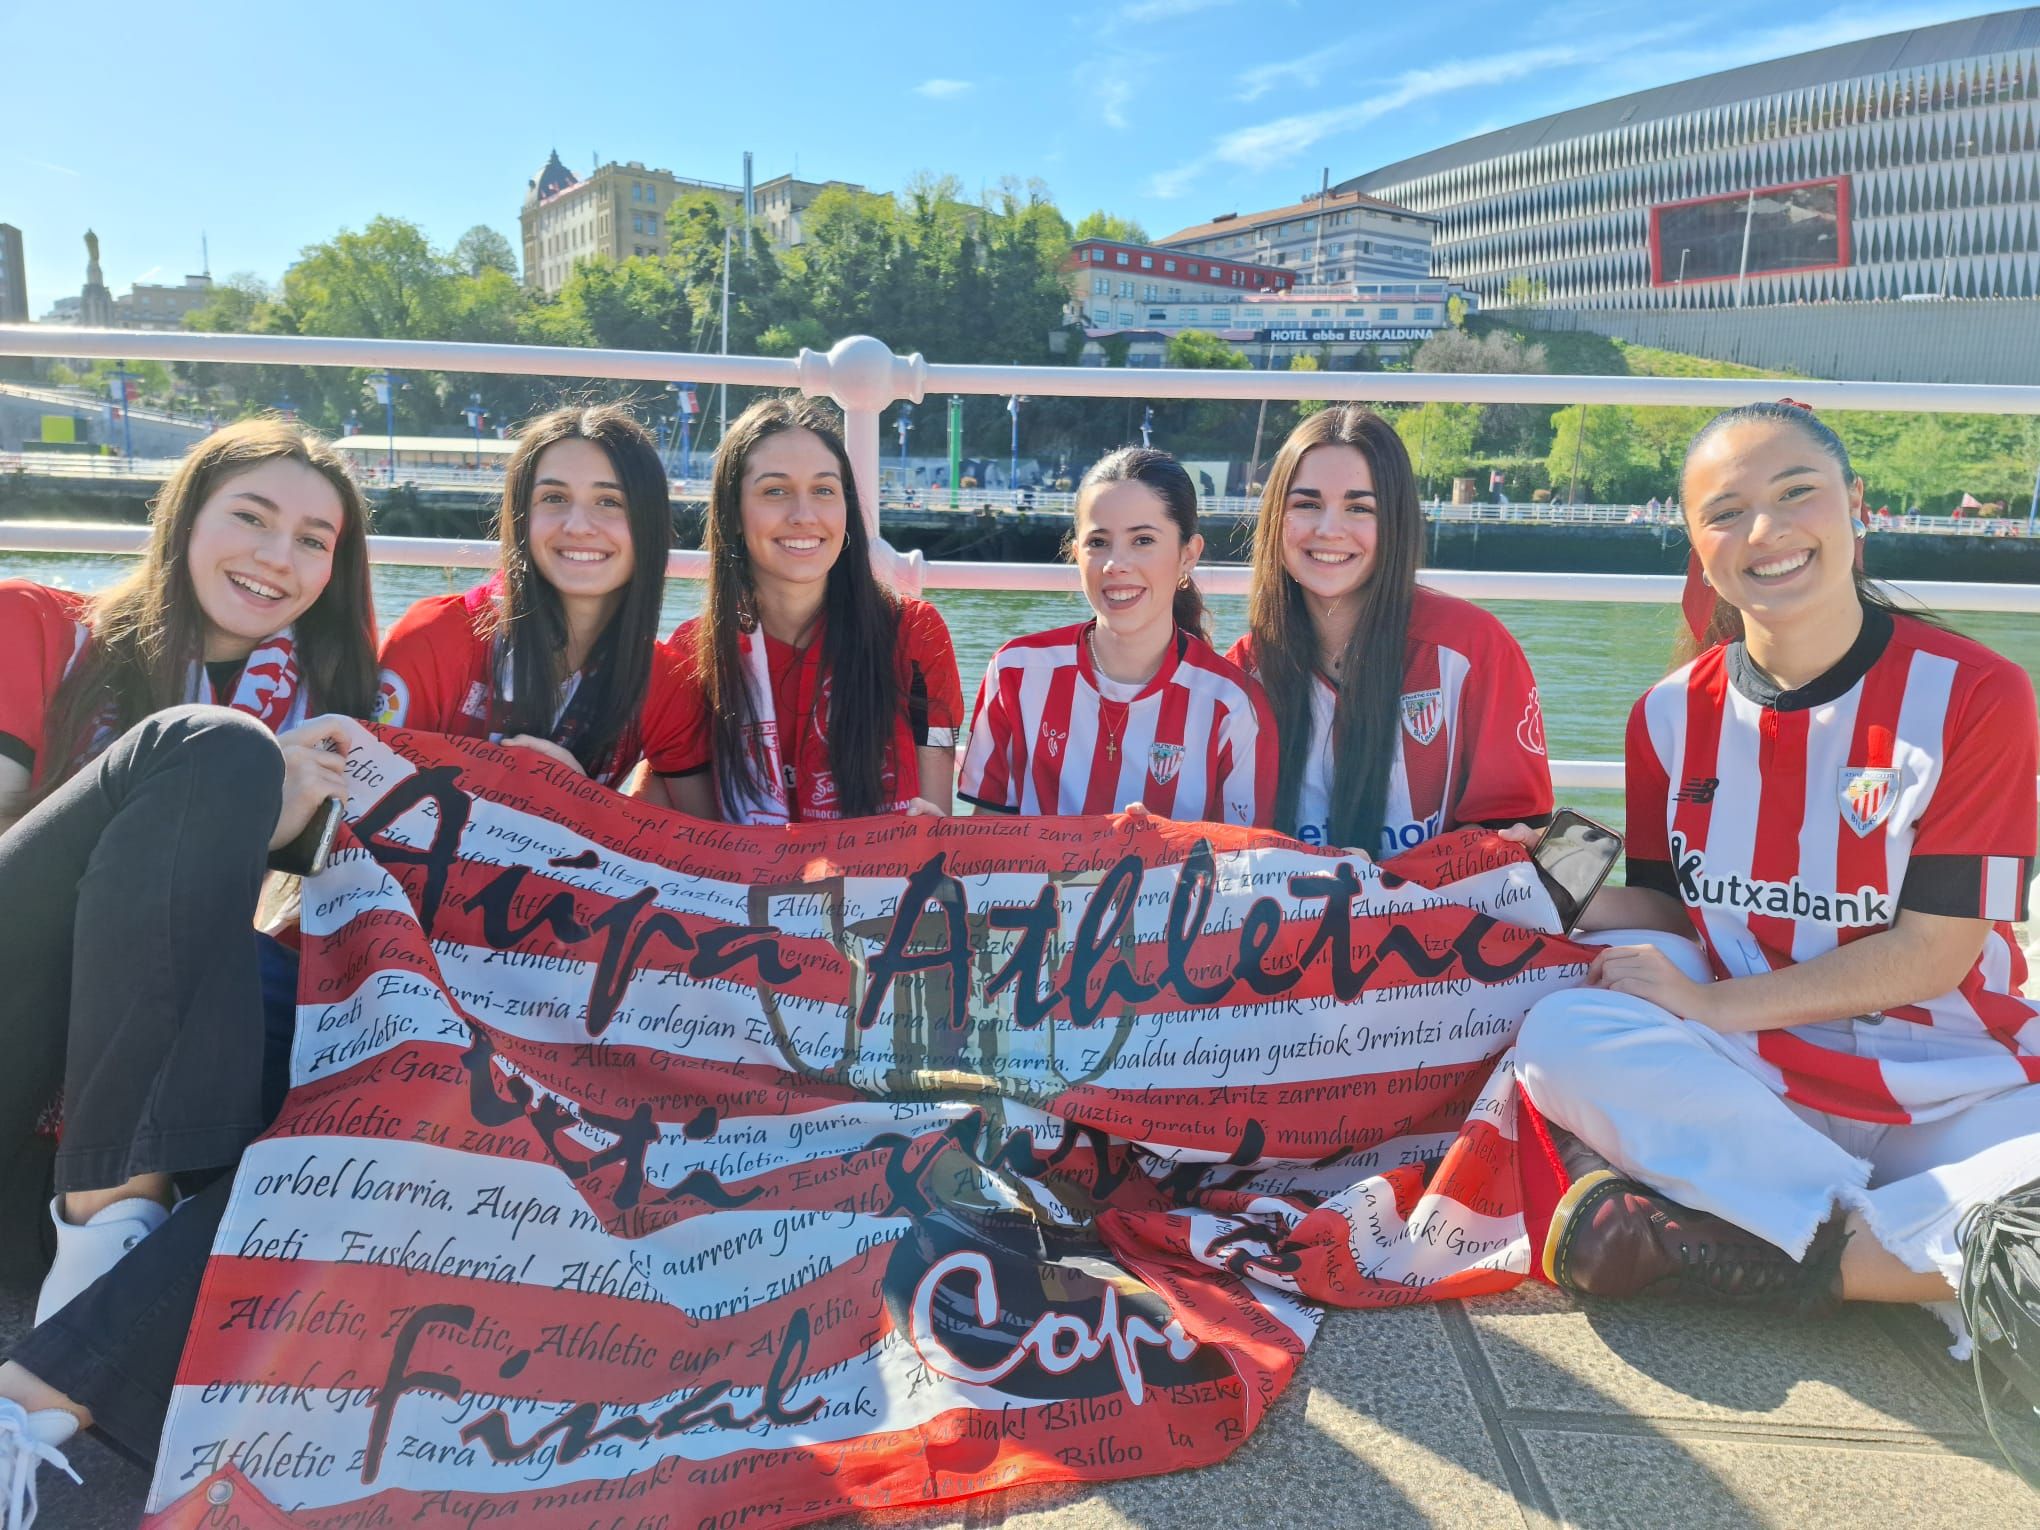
269, 796, 344, 878
1530, 809, 1622, 935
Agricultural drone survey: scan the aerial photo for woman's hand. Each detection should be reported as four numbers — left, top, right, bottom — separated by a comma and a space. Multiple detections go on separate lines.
502, 735, 586, 774
903, 797, 947, 817
1587, 943, 1719, 1026
270, 718, 355, 852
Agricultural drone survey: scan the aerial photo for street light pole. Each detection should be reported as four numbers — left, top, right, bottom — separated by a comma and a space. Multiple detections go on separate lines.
1140, 405, 1153, 449
896, 403, 914, 495
107, 362, 137, 461
947, 395, 963, 509
366, 370, 400, 483
1007, 395, 1024, 495
463, 393, 487, 469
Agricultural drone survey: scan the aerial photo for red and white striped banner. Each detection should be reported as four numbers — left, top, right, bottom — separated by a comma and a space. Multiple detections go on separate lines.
144, 724, 1588, 1527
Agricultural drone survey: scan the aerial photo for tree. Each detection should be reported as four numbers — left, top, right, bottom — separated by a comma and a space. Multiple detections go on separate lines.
1412, 328, 1551, 455
1545, 405, 1643, 503
1074, 210, 1150, 245
1164, 329, 1249, 370
1393, 402, 1479, 494
452, 225, 519, 279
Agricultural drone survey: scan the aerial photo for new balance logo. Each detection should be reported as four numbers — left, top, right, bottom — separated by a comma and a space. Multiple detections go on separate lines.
1675, 777, 1719, 805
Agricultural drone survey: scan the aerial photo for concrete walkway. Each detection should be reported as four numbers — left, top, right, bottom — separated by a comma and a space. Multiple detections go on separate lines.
8, 1267, 2031, 1530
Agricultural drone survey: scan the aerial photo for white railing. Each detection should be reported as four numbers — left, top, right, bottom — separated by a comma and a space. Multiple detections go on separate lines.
5, 324, 2039, 794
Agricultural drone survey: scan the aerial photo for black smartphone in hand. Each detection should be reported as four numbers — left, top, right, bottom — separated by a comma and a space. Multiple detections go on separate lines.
269, 796, 344, 878
1531, 809, 1622, 935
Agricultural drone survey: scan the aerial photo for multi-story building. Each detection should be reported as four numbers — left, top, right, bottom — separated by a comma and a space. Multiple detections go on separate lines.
1342, 10, 2040, 312
521, 152, 742, 295
0, 225, 25, 324
1073, 279, 1458, 368
521, 152, 873, 295
1156, 189, 1437, 285
753, 174, 868, 249
113, 275, 214, 330
1062, 236, 1295, 329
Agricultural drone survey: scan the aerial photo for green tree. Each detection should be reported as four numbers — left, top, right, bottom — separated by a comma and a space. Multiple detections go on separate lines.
1074, 210, 1150, 245
1393, 402, 1480, 494
452, 226, 519, 279
1545, 405, 1643, 502
1164, 329, 1249, 370
1412, 328, 1551, 454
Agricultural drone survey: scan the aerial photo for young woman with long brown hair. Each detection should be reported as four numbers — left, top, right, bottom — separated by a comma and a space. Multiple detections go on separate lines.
648, 396, 961, 823
1518, 402, 2040, 1323
959, 446, 1274, 825
1230, 404, 1552, 855
0, 418, 378, 1503
374, 403, 694, 785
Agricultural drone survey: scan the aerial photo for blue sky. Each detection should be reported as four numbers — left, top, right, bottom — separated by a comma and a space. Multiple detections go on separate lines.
5, 0, 2000, 315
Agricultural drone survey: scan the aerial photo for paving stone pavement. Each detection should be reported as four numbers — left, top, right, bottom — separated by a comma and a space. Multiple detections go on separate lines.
7, 1260, 2033, 1530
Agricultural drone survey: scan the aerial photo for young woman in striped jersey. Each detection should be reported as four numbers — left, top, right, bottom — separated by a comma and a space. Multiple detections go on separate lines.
958, 447, 1275, 826
1518, 401, 2040, 1319
1230, 404, 1552, 857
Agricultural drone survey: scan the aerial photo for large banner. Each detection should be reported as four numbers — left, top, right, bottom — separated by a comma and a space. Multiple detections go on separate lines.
145, 725, 1587, 1528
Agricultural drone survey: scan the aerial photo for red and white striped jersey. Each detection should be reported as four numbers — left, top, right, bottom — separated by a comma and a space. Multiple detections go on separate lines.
959, 622, 1276, 826
1228, 587, 1553, 854
1627, 606, 2040, 1124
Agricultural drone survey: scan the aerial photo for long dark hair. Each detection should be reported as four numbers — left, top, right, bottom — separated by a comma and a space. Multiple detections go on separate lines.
698, 395, 899, 818
1247, 405, 1424, 848
1675, 401, 1925, 666
1073, 447, 1208, 641
38, 417, 378, 793
488, 404, 672, 772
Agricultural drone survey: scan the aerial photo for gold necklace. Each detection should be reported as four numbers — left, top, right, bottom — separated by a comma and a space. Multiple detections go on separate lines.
1086, 626, 1134, 762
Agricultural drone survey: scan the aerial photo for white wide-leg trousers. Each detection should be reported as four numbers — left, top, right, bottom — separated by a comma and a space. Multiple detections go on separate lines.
1515, 930, 2040, 1299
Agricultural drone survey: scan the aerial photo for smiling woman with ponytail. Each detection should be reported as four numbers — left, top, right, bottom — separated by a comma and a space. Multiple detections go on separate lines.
958, 446, 1275, 826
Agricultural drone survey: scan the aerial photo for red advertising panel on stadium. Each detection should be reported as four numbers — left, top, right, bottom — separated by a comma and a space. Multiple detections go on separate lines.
1649, 177, 1851, 287
142, 725, 1586, 1527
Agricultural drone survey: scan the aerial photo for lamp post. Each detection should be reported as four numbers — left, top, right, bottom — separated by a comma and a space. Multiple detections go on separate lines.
106, 363, 138, 461
1007, 394, 1025, 495
947, 394, 963, 509
895, 402, 914, 497
1140, 405, 1154, 449
462, 393, 487, 469
1676, 248, 1691, 284
365, 371, 400, 483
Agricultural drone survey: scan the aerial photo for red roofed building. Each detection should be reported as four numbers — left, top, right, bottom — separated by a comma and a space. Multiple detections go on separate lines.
1156, 189, 1437, 286
1062, 236, 1295, 330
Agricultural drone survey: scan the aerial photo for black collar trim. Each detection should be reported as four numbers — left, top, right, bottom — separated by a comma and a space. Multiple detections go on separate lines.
1725, 604, 1893, 712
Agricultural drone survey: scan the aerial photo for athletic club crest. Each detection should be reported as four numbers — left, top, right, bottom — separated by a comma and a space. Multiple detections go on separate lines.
1148, 741, 1184, 784
1838, 766, 1900, 837
1400, 688, 1444, 746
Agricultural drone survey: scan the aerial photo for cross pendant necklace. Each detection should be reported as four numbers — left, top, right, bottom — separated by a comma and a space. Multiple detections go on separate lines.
1087, 626, 1131, 763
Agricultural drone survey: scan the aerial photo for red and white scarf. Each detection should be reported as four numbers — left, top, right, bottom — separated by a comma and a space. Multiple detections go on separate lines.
725, 626, 802, 826
77, 629, 308, 768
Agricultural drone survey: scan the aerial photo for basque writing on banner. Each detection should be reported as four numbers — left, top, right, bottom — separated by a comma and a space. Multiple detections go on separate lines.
143, 723, 1589, 1529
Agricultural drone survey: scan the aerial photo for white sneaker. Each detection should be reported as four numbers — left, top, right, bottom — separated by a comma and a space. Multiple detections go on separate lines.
0, 1398, 80, 1530
34, 1196, 169, 1326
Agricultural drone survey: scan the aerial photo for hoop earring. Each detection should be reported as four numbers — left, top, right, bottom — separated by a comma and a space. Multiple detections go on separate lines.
1178, 575, 1192, 590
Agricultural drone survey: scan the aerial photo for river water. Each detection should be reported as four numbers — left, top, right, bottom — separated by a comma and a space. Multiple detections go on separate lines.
9, 548, 2040, 839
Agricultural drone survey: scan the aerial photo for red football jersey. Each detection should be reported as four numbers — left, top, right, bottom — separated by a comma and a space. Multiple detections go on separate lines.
959, 622, 1276, 826
663, 598, 962, 824
1228, 586, 1552, 853
0, 580, 92, 780
1627, 606, 2040, 1124
376, 585, 694, 787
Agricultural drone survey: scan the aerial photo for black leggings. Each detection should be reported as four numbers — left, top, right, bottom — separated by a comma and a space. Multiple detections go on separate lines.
0, 705, 282, 1192
1, 706, 290, 1460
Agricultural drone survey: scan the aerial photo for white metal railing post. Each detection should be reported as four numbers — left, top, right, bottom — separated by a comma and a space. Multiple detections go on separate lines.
796, 336, 926, 538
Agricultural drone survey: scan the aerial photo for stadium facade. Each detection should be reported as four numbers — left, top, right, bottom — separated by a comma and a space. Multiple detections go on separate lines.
1341, 9, 2040, 315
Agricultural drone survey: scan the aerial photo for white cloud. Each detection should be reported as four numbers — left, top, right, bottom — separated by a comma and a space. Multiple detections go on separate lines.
1117, 0, 1234, 21
913, 78, 973, 99
1236, 39, 1363, 102
1159, 1, 1979, 199
1100, 75, 1135, 130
